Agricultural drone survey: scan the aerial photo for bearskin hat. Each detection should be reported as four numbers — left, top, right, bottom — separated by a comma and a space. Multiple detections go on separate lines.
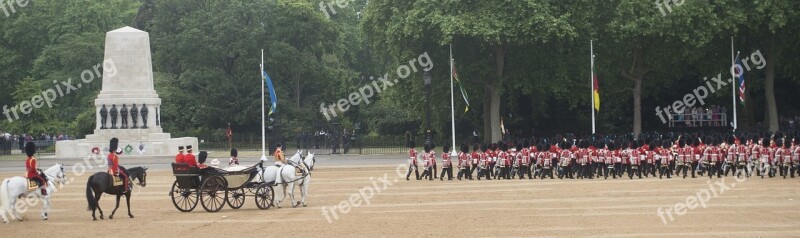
230, 148, 238, 157
461, 143, 469, 153
198, 151, 208, 164
480, 143, 488, 153
25, 142, 36, 157
109, 138, 119, 153
472, 143, 479, 152
443, 145, 450, 153
775, 138, 783, 147
408, 140, 416, 149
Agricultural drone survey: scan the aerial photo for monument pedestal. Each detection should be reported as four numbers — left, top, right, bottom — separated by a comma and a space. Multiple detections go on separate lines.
56, 26, 197, 158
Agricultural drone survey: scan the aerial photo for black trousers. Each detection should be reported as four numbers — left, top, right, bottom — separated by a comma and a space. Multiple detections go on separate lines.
406, 164, 420, 180
440, 167, 453, 180
541, 167, 554, 179
519, 165, 532, 179
457, 167, 472, 180
470, 163, 478, 178
604, 164, 615, 179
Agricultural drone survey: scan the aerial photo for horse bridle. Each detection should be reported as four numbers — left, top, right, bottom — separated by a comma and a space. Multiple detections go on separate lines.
128, 169, 147, 187
44, 165, 67, 186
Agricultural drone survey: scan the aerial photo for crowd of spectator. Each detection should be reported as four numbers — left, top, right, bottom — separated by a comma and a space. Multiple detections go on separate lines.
668, 105, 728, 127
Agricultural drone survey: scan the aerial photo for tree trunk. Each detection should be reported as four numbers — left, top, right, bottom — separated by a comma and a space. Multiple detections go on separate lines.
764, 44, 778, 132
633, 77, 642, 139
489, 85, 502, 142
483, 87, 491, 143
485, 44, 506, 143
294, 78, 301, 108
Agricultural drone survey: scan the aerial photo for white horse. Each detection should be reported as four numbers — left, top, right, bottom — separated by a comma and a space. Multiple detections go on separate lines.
0, 163, 67, 223
260, 150, 315, 208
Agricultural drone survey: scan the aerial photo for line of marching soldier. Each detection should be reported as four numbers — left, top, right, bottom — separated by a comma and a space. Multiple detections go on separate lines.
405, 132, 800, 181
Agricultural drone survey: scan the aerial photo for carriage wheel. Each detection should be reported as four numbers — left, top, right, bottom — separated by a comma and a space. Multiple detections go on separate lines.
226, 188, 246, 209
200, 176, 227, 213
254, 184, 274, 210
171, 181, 198, 212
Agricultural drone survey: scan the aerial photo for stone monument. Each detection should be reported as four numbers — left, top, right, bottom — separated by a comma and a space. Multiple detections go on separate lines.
56, 26, 198, 158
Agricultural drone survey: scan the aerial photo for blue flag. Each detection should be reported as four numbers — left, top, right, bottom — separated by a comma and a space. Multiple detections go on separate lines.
262, 70, 277, 116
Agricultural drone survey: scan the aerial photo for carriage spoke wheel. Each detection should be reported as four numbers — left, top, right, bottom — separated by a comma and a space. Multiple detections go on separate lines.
226, 188, 245, 209
200, 176, 227, 212
171, 181, 198, 212
254, 184, 274, 210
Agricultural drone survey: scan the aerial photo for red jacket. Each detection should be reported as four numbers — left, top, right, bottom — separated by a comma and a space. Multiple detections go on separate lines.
175, 152, 185, 164
107, 153, 120, 174
185, 153, 198, 167
26, 156, 38, 178
409, 148, 418, 165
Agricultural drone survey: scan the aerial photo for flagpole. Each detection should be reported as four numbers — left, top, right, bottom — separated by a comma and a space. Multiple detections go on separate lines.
590, 40, 596, 134
260, 49, 267, 161
449, 44, 457, 156
730, 37, 737, 131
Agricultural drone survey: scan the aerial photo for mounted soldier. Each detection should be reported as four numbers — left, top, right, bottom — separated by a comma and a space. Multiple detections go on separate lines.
24, 142, 48, 195
107, 138, 129, 192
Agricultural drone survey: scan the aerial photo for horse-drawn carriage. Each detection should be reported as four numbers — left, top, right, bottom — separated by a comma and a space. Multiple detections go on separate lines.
169, 163, 274, 212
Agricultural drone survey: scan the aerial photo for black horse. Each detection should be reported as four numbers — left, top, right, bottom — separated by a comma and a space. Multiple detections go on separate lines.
85, 166, 148, 220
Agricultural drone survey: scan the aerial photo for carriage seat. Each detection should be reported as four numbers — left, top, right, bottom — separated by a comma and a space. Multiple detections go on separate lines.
172, 163, 200, 176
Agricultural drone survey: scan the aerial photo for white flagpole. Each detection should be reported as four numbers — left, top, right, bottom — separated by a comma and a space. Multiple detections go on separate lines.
260, 49, 267, 161
590, 40, 596, 134
450, 44, 457, 156
730, 37, 737, 131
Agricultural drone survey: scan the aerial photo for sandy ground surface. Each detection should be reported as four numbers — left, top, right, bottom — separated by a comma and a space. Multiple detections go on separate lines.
1, 157, 799, 237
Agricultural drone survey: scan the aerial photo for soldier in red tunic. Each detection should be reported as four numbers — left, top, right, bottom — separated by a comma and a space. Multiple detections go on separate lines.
24, 142, 47, 195
421, 144, 434, 180
107, 138, 129, 192
406, 141, 420, 180
440, 145, 453, 180
759, 137, 773, 178
628, 141, 641, 179
429, 144, 438, 179
184, 145, 197, 168
175, 146, 185, 164
791, 136, 799, 178
775, 138, 788, 178
456, 143, 471, 180
519, 142, 532, 179
470, 144, 480, 178
658, 140, 672, 179
478, 144, 490, 180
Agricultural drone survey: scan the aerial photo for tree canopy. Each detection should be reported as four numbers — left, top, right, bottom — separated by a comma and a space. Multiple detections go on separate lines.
1, 0, 798, 143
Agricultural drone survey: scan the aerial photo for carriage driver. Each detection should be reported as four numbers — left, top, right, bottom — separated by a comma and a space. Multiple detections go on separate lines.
274, 143, 308, 175
24, 142, 47, 195
107, 138, 129, 192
